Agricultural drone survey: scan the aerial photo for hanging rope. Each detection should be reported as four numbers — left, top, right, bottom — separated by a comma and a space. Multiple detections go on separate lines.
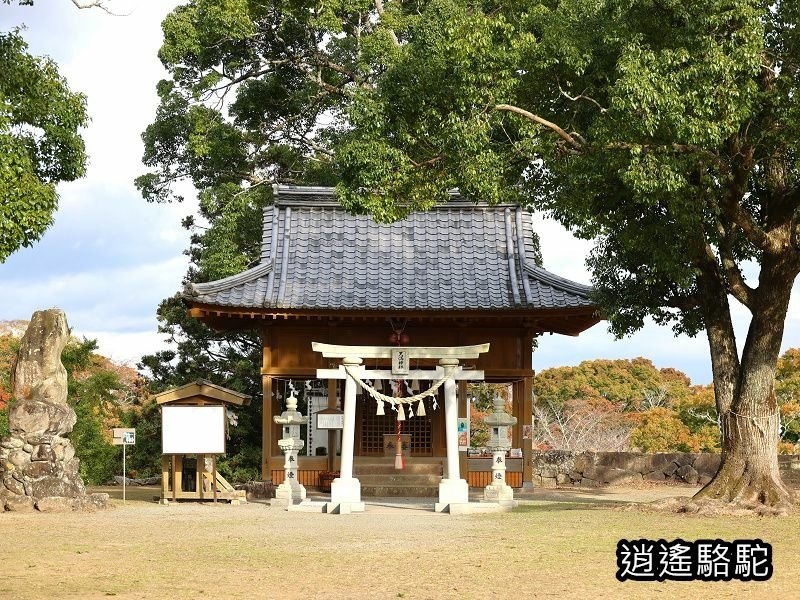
343, 365, 453, 406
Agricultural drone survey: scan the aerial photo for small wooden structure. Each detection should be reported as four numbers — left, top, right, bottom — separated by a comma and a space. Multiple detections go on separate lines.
154, 380, 250, 504
183, 185, 602, 491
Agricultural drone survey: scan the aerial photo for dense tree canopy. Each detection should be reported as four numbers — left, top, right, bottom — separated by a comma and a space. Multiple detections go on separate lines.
335, 0, 800, 510
0, 30, 88, 262
140, 0, 800, 509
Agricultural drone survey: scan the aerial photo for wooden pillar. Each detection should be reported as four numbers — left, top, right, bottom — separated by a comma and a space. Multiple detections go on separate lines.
212, 455, 218, 503
261, 327, 273, 482
198, 453, 204, 500
161, 455, 169, 500
457, 380, 468, 482
512, 381, 523, 448
261, 375, 273, 481
171, 455, 177, 501
175, 455, 183, 497
522, 375, 534, 488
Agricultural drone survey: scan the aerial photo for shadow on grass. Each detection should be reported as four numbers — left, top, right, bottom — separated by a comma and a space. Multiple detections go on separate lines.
514, 501, 621, 513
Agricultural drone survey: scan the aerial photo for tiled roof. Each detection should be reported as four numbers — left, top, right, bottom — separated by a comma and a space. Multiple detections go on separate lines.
183, 185, 594, 312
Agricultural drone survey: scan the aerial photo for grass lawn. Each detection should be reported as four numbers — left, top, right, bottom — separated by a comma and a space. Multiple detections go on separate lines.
0, 485, 796, 599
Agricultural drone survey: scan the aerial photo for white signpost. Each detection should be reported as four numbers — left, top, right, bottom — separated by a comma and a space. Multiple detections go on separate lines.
112, 428, 136, 504
316, 408, 345, 430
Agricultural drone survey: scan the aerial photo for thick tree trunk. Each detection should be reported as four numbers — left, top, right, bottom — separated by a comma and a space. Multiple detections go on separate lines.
694, 257, 796, 511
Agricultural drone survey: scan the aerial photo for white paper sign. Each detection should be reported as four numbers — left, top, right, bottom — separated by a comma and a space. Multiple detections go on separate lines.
317, 412, 344, 430
162, 406, 226, 454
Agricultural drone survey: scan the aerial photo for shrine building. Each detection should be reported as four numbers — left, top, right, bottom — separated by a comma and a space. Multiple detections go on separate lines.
183, 185, 600, 492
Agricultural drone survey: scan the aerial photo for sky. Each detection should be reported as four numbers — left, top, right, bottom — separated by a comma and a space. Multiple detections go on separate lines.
0, 1, 798, 385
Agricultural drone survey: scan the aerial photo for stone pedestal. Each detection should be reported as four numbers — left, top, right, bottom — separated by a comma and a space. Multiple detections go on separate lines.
434, 477, 469, 512
327, 477, 365, 513
274, 449, 306, 505
483, 451, 517, 507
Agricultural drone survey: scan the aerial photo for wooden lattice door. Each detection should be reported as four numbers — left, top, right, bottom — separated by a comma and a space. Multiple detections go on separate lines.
358, 395, 433, 456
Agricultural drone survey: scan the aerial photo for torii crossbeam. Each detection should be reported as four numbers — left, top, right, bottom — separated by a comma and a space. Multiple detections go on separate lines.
312, 342, 490, 513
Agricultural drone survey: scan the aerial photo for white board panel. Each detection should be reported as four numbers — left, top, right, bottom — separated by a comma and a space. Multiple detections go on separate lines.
162, 406, 226, 454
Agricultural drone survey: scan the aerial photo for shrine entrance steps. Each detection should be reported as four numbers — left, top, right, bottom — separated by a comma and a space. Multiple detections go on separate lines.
354, 458, 442, 497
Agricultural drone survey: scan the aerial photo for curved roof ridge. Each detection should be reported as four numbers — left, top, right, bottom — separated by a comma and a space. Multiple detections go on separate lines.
273, 184, 519, 209
523, 263, 593, 297
185, 262, 273, 297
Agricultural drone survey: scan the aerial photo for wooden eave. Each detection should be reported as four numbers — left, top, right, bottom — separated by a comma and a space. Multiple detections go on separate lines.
185, 302, 602, 337
153, 379, 252, 407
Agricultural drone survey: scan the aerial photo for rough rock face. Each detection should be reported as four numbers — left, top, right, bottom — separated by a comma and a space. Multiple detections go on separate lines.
0, 310, 108, 512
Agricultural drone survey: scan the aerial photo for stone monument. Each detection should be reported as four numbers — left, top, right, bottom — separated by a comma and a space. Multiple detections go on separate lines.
0, 309, 108, 512
273, 389, 307, 505
483, 394, 518, 507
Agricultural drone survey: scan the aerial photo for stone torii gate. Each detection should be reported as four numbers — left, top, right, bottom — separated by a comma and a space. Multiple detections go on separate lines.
313, 342, 489, 513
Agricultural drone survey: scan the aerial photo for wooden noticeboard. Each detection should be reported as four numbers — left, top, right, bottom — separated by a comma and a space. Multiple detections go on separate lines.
316, 408, 344, 430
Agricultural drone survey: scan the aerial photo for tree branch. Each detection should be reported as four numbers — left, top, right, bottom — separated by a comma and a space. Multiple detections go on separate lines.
70, 0, 127, 16
408, 153, 445, 168
494, 104, 582, 150
374, 0, 400, 47
714, 141, 778, 253
557, 81, 607, 113
718, 225, 756, 309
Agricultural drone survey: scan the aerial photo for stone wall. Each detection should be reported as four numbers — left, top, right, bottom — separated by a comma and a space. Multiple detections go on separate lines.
530, 451, 800, 488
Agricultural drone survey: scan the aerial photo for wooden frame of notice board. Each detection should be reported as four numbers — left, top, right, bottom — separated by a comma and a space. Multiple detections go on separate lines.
153, 380, 251, 504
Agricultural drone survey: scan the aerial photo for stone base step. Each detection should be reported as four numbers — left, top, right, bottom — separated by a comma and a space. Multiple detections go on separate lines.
361, 484, 440, 497
356, 474, 442, 486
354, 462, 442, 476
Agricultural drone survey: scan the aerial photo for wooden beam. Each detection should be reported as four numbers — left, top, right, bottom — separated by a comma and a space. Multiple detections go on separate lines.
316, 366, 485, 381
312, 342, 490, 359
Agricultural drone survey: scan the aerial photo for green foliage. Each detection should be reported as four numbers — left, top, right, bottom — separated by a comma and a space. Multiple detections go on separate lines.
534, 357, 690, 411
0, 331, 153, 484
0, 30, 88, 262
69, 386, 118, 485
62, 339, 122, 484
333, 0, 798, 331
122, 399, 162, 478
777, 348, 800, 448
138, 296, 264, 481
0, 405, 8, 439
533, 358, 720, 452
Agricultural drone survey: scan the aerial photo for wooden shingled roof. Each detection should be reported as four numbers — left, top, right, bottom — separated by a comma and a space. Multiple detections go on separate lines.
153, 380, 252, 407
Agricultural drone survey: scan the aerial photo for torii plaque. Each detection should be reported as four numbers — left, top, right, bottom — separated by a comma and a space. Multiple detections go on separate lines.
312, 342, 489, 513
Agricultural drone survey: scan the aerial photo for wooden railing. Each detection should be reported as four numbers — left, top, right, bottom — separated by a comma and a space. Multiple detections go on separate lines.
467, 471, 522, 488
272, 469, 325, 487
271, 467, 523, 489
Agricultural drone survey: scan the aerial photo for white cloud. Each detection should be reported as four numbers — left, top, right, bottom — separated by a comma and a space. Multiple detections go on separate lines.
77, 329, 172, 368
3, 255, 188, 348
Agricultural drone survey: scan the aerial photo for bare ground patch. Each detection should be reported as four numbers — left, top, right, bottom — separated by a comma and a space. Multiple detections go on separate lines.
0, 485, 796, 599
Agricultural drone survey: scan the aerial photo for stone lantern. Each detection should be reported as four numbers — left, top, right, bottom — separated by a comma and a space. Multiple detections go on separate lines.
483, 394, 517, 506
273, 390, 308, 505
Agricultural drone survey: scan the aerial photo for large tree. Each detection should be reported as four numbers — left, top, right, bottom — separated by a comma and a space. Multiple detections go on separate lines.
334, 0, 800, 510
140, 0, 799, 510
135, 0, 354, 478
0, 29, 88, 262
0, 0, 123, 262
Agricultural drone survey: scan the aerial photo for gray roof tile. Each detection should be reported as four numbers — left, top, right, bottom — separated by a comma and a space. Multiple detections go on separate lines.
184, 186, 594, 311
